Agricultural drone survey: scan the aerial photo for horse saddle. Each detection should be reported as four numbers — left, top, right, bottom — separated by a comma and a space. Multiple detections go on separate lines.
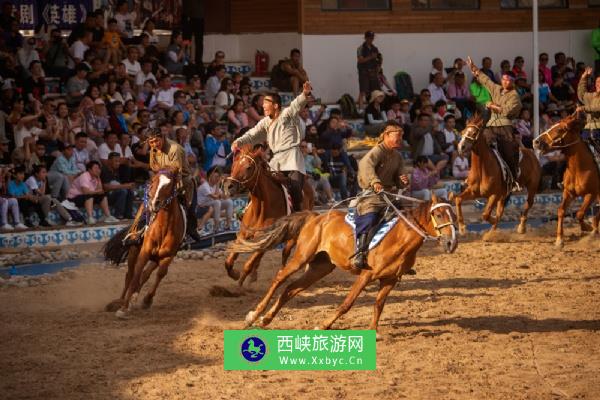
270, 172, 299, 215
490, 146, 522, 187
345, 209, 400, 251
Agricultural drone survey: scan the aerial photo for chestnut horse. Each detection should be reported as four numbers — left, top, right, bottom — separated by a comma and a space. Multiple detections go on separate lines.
452, 115, 541, 234
533, 111, 600, 247
229, 194, 458, 336
104, 168, 185, 318
222, 146, 314, 286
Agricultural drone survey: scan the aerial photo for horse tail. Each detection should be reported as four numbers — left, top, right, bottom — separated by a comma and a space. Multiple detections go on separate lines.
102, 226, 131, 265
229, 211, 318, 254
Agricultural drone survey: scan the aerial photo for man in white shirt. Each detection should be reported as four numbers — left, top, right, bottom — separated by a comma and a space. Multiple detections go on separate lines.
73, 132, 91, 172
155, 75, 177, 110
135, 59, 156, 91
428, 72, 448, 105
68, 30, 92, 69
205, 65, 226, 104
97, 132, 123, 167
121, 46, 141, 77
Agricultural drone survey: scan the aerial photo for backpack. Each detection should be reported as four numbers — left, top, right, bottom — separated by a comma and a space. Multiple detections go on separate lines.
394, 71, 414, 101
338, 93, 360, 119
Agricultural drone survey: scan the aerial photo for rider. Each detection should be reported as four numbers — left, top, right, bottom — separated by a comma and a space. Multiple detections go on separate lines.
577, 66, 600, 155
466, 56, 522, 191
352, 121, 410, 270
125, 128, 201, 245
231, 81, 313, 212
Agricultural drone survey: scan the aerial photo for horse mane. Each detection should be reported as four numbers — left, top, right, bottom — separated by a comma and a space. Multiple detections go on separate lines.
466, 113, 484, 128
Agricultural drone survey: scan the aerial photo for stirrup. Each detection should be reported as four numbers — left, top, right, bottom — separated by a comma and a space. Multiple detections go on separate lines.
511, 181, 522, 193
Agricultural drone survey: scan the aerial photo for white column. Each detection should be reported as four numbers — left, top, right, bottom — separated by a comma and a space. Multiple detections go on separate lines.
532, 0, 540, 138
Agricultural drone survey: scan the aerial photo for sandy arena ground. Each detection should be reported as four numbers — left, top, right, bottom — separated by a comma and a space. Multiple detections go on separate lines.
1, 224, 599, 400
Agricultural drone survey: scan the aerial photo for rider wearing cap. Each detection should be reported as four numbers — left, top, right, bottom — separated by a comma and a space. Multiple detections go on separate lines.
231, 81, 313, 212
466, 56, 522, 191
352, 121, 410, 270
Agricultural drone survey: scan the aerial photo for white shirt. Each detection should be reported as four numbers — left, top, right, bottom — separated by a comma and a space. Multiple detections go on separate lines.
155, 87, 177, 108
443, 128, 457, 153
197, 181, 216, 207
120, 145, 134, 159
205, 76, 221, 104
68, 40, 89, 69
214, 91, 234, 119
421, 133, 434, 156
14, 126, 42, 148
427, 82, 447, 104
115, 12, 136, 38
73, 147, 90, 172
98, 143, 123, 160
135, 70, 156, 87
25, 175, 41, 191
453, 156, 469, 178
122, 58, 141, 76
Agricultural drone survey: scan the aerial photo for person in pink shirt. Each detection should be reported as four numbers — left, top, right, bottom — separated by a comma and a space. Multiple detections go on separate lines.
67, 160, 118, 225
539, 53, 553, 87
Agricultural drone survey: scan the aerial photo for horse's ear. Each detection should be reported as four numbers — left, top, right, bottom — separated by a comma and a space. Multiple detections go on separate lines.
430, 190, 438, 203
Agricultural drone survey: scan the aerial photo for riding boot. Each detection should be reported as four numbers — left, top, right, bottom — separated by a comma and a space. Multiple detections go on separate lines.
352, 232, 370, 270
186, 205, 203, 243
287, 171, 305, 212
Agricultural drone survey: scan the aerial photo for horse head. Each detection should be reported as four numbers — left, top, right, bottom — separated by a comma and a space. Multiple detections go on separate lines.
223, 145, 265, 197
148, 167, 179, 213
458, 113, 485, 156
424, 192, 458, 254
533, 111, 585, 154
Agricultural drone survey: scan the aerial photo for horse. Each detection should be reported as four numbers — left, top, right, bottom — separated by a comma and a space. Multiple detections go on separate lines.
451, 115, 541, 234
103, 168, 186, 318
533, 111, 600, 247
222, 145, 314, 286
229, 193, 458, 336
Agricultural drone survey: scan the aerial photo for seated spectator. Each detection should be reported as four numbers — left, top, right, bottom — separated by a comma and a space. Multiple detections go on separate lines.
512, 56, 527, 81
386, 97, 404, 125
25, 164, 80, 226
203, 123, 231, 171
410, 156, 448, 201
430, 58, 447, 83
122, 46, 141, 77
206, 65, 226, 105
214, 78, 235, 120
7, 165, 43, 227
101, 152, 134, 220
108, 101, 129, 135
155, 75, 178, 111
469, 77, 491, 117
496, 60, 511, 83
22, 61, 46, 103
540, 150, 566, 190
480, 56, 497, 84
410, 113, 449, 172
67, 161, 118, 225
446, 58, 465, 83
227, 99, 249, 136
98, 132, 125, 168
194, 172, 214, 236
50, 142, 80, 190
539, 53, 553, 87
515, 76, 533, 106
86, 99, 110, 147
44, 28, 70, 78
197, 166, 233, 233
364, 90, 388, 137
138, 79, 157, 109
66, 63, 90, 107
68, 29, 92, 69
452, 152, 469, 179
305, 124, 321, 150
447, 71, 472, 114
271, 49, 309, 95
515, 108, 533, 148
140, 19, 159, 46
301, 141, 334, 205
537, 74, 557, 109
325, 144, 351, 200
73, 132, 91, 172
17, 37, 40, 79
550, 74, 575, 106
239, 77, 253, 105
247, 94, 264, 127
205, 51, 226, 79
165, 30, 192, 76
0, 166, 27, 230
437, 114, 460, 164
428, 72, 447, 104
135, 59, 157, 93
319, 115, 353, 157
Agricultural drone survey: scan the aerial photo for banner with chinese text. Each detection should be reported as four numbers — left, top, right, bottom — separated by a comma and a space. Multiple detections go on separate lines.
14, 0, 93, 30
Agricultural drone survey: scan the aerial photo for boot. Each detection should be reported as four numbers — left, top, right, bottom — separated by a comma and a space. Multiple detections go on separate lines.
352, 233, 370, 270
186, 207, 202, 244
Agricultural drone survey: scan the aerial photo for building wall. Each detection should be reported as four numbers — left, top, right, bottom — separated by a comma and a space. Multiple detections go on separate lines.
301, 29, 595, 102
203, 33, 302, 64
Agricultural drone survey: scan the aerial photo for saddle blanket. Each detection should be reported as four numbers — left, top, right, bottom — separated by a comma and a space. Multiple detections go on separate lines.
491, 148, 523, 185
344, 209, 399, 251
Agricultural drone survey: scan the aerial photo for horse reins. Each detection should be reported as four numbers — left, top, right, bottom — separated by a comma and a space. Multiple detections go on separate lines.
225, 153, 261, 194
537, 128, 580, 149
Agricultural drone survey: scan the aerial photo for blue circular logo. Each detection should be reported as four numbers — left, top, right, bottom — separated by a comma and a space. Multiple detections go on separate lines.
241, 336, 266, 362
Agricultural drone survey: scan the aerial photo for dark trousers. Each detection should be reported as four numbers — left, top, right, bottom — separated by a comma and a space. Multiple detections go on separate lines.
283, 171, 304, 212
182, 17, 205, 74
17, 199, 42, 223
107, 188, 134, 219
355, 212, 379, 236
486, 126, 519, 180
70, 193, 106, 207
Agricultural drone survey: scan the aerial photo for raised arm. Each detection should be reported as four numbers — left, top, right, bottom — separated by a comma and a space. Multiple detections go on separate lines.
578, 67, 593, 107
281, 81, 312, 120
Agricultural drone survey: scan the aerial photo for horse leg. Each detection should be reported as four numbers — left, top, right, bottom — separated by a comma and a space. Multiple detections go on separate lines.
593, 195, 600, 234
105, 246, 139, 312
258, 260, 336, 328
518, 189, 535, 234
319, 272, 372, 330
225, 252, 240, 281
556, 191, 573, 248
576, 193, 595, 234
282, 239, 296, 265
244, 251, 312, 327
142, 256, 174, 309
116, 250, 150, 318
481, 194, 499, 230
452, 188, 475, 235
238, 251, 264, 287
493, 196, 507, 231
367, 276, 398, 338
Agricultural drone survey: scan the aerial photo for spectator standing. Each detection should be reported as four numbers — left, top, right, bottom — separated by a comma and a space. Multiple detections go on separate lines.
181, 0, 205, 70
44, 28, 70, 78
356, 31, 380, 110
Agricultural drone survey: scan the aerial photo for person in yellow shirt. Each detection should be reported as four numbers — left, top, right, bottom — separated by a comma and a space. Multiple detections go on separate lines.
102, 18, 125, 65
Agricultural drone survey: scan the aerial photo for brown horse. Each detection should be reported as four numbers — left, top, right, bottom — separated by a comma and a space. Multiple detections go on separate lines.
533, 111, 600, 247
452, 115, 541, 234
222, 146, 314, 286
104, 168, 186, 318
229, 193, 457, 336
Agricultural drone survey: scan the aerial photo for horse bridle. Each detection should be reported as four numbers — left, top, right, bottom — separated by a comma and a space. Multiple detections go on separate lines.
537, 125, 580, 149
146, 170, 179, 216
225, 153, 261, 193
462, 124, 481, 142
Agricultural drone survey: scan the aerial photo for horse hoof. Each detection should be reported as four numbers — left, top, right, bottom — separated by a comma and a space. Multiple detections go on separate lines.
581, 223, 593, 233
376, 333, 383, 341
115, 309, 129, 319
227, 268, 240, 281
128, 293, 140, 310
104, 299, 124, 312
517, 224, 526, 234
245, 310, 257, 325
555, 239, 564, 248
458, 225, 466, 235
141, 296, 153, 309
